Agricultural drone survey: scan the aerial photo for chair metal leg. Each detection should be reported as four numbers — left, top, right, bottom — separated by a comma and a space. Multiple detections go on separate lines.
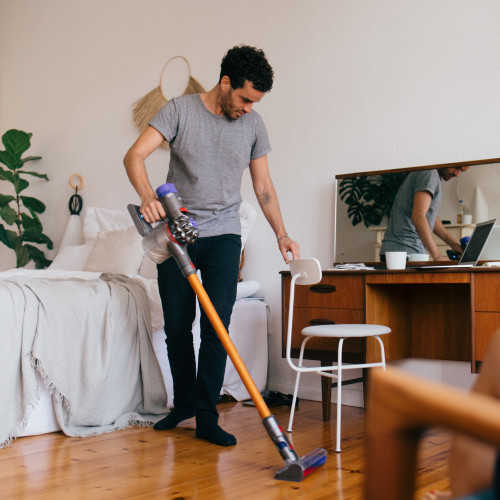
375, 335, 386, 369
336, 338, 345, 453
363, 337, 387, 407
287, 371, 301, 432
287, 337, 309, 432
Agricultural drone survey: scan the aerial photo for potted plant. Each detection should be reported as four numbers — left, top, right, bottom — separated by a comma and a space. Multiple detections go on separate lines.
0, 129, 53, 268
339, 171, 409, 227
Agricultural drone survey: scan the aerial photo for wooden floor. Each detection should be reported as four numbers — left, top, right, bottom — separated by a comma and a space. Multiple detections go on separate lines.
0, 400, 452, 499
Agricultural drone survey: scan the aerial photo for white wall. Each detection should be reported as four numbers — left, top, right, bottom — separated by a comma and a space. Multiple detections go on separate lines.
2, 0, 500, 399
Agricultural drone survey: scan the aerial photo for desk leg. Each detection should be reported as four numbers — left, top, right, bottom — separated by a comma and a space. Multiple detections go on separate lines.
321, 360, 332, 421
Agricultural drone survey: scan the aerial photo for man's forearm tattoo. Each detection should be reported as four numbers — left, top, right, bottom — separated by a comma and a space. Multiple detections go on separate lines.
257, 189, 272, 205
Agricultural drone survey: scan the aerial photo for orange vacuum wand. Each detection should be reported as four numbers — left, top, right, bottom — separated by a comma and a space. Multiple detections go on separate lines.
187, 272, 327, 481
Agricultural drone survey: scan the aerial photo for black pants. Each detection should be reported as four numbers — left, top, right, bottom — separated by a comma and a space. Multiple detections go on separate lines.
157, 234, 241, 424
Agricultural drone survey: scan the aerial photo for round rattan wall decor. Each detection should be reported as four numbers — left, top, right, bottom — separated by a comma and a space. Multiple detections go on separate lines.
132, 56, 205, 149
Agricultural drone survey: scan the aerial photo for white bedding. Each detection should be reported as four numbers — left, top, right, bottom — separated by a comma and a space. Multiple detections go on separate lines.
153, 297, 269, 404
1, 269, 268, 440
0, 269, 168, 447
2, 203, 269, 443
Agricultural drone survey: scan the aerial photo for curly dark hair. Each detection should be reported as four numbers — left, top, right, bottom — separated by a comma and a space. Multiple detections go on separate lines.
219, 45, 274, 92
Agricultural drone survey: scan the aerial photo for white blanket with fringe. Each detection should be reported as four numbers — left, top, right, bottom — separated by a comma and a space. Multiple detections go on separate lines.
1, 272, 167, 448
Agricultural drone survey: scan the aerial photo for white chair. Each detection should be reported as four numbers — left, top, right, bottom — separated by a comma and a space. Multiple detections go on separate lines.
285, 258, 390, 452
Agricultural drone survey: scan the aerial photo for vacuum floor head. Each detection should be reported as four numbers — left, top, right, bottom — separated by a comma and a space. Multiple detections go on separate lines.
274, 447, 327, 482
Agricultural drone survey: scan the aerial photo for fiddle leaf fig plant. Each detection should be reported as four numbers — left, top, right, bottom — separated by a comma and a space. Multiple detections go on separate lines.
0, 129, 53, 268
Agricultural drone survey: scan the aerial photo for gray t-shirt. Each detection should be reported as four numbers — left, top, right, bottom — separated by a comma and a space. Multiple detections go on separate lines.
381, 169, 442, 255
149, 94, 271, 237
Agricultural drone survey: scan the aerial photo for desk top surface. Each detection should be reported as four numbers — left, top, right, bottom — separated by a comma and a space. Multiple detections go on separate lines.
280, 265, 500, 276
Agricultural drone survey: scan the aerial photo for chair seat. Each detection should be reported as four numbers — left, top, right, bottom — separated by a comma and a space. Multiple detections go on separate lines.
302, 323, 391, 338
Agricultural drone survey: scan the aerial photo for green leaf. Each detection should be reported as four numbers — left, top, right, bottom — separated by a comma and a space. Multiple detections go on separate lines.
20, 155, 42, 165
21, 213, 42, 232
21, 227, 54, 250
15, 243, 30, 268
13, 174, 29, 194
0, 205, 18, 225
0, 225, 15, 249
0, 193, 15, 207
0, 150, 21, 170
2, 129, 32, 164
346, 201, 365, 227
25, 244, 52, 269
19, 170, 48, 181
21, 196, 46, 214
0, 165, 15, 182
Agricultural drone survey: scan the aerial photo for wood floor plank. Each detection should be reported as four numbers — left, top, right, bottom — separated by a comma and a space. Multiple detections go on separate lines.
0, 400, 452, 499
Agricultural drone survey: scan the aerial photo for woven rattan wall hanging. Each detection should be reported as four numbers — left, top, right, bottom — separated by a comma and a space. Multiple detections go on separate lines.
132, 56, 205, 148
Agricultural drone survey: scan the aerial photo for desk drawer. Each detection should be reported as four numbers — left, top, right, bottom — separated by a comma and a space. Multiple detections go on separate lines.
286, 307, 364, 353
475, 274, 500, 312
474, 312, 500, 361
286, 275, 364, 309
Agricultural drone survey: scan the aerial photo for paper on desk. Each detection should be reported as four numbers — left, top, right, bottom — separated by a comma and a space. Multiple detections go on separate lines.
481, 262, 500, 267
331, 263, 376, 270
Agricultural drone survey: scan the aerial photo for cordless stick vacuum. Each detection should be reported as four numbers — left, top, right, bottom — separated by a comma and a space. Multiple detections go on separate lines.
128, 183, 327, 482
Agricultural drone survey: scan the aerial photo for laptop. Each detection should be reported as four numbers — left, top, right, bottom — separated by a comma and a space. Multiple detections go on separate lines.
410, 218, 497, 269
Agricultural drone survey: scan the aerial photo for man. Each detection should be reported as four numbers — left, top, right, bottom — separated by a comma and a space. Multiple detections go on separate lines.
380, 167, 467, 261
124, 45, 299, 447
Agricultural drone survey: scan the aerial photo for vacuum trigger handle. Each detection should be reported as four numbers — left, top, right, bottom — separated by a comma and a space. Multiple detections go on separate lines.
127, 204, 153, 237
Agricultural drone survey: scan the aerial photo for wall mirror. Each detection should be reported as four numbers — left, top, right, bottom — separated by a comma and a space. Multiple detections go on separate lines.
334, 159, 500, 264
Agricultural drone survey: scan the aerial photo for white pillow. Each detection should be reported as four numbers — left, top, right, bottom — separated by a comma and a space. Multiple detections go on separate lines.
82, 204, 255, 243
77, 202, 256, 275
83, 227, 144, 275
49, 244, 94, 271
236, 280, 261, 299
82, 206, 133, 242
239, 201, 257, 248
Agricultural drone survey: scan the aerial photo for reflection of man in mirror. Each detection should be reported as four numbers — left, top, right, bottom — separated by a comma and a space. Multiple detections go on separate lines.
380, 167, 469, 261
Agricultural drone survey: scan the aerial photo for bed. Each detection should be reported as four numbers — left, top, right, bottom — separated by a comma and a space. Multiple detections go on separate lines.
1, 204, 269, 447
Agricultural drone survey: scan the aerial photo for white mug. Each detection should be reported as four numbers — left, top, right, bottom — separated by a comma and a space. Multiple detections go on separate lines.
462, 214, 472, 224
385, 251, 407, 270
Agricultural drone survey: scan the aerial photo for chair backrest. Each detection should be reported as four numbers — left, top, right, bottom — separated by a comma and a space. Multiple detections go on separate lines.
289, 258, 322, 286
285, 259, 322, 366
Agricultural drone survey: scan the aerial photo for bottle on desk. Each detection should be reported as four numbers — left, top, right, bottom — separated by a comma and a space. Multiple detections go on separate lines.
457, 200, 464, 224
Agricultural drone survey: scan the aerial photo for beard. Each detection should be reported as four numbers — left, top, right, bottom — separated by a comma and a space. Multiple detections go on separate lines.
220, 88, 241, 120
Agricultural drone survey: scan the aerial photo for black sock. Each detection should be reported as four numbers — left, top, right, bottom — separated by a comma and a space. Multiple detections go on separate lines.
195, 422, 237, 446
153, 409, 195, 430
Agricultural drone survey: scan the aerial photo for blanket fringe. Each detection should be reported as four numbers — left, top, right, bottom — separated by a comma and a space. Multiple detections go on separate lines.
0, 383, 41, 449
130, 418, 155, 428
1, 434, 15, 449
32, 356, 72, 418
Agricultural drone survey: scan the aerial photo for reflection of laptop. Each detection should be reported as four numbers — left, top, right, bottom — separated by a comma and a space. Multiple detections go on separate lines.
412, 218, 497, 269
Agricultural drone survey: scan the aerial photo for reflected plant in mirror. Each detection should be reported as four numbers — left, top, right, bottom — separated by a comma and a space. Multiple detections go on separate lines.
338, 172, 409, 227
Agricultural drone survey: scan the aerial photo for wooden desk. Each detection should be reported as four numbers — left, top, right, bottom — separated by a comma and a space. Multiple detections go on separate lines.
280, 267, 500, 419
